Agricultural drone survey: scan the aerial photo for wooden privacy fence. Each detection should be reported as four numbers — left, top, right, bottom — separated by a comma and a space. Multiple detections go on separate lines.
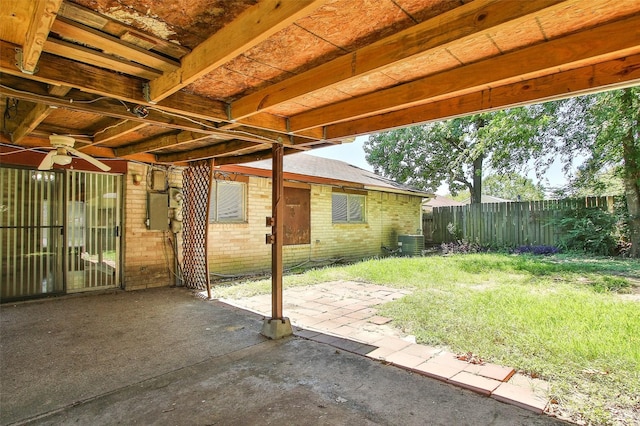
424, 196, 615, 247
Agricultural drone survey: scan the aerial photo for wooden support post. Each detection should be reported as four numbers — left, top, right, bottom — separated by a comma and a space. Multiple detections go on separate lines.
261, 143, 292, 339
271, 143, 284, 319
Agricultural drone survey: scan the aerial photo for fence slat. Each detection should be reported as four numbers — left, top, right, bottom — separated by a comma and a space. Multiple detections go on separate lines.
430, 196, 615, 247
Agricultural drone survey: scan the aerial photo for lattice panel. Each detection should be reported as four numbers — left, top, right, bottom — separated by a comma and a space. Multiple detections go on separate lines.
181, 161, 211, 290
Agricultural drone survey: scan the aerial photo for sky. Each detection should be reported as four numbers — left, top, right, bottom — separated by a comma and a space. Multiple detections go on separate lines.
306, 135, 571, 196
308, 135, 373, 171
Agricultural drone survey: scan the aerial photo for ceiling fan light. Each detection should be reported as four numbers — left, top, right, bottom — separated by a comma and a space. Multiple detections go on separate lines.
52, 154, 72, 166
49, 135, 75, 147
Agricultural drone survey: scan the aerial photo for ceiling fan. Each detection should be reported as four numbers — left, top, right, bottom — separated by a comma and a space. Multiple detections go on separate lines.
38, 135, 111, 172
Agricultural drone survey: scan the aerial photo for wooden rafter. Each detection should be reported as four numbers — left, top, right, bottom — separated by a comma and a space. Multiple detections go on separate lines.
93, 120, 150, 144
0, 42, 324, 140
230, 0, 567, 120
2, 0, 639, 167
115, 131, 213, 157
43, 38, 163, 79
11, 103, 54, 143
0, 77, 219, 136
289, 14, 640, 132
56, 1, 190, 60
9, 84, 71, 143
0, 75, 322, 158
213, 147, 300, 166
155, 140, 262, 163
325, 53, 640, 139
19, 0, 63, 74
146, 0, 328, 103
47, 84, 71, 96
50, 17, 180, 72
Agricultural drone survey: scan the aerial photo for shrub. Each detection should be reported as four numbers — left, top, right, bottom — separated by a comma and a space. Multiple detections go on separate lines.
612, 195, 632, 256
553, 207, 616, 256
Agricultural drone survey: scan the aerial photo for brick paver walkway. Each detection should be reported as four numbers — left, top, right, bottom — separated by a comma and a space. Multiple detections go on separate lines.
218, 280, 550, 414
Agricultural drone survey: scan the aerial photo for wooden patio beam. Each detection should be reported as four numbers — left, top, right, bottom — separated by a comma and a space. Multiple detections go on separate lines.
50, 17, 180, 72
9, 84, 71, 143
19, 0, 63, 74
0, 42, 322, 140
146, 0, 328, 103
92, 120, 150, 145
0, 75, 290, 147
155, 140, 262, 163
43, 38, 163, 79
229, 0, 567, 119
213, 147, 299, 165
11, 103, 55, 143
289, 14, 640, 132
115, 131, 214, 157
0, 42, 227, 123
325, 52, 640, 139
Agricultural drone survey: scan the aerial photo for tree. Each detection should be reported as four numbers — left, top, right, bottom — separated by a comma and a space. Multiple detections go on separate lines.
364, 105, 563, 204
364, 87, 640, 256
565, 88, 640, 257
562, 166, 625, 197
449, 173, 545, 202
483, 173, 545, 201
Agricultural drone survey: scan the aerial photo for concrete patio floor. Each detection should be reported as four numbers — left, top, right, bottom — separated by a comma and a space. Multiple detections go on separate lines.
219, 281, 553, 415
0, 287, 565, 425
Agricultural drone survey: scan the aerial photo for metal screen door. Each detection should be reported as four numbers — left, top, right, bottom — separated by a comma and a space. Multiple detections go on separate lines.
1, 168, 64, 300
66, 171, 121, 292
1, 167, 121, 301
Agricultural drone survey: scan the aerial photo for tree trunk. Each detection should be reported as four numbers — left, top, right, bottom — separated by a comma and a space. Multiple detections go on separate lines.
470, 154, 484, 204
621, 88, 640, 257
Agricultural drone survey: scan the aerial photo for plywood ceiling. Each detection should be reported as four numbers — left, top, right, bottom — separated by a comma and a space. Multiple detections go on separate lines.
1, 0, 639, 166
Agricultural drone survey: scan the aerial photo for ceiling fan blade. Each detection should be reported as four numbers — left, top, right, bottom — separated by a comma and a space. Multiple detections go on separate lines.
37, 151, 56, 170
67, 147, 111, 171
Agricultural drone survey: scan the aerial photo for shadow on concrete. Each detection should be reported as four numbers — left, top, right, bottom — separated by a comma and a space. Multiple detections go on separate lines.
0, 288, 565, 425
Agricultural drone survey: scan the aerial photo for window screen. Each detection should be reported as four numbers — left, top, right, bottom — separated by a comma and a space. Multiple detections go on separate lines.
209, 181, 246, 222
332, 193, 365, 223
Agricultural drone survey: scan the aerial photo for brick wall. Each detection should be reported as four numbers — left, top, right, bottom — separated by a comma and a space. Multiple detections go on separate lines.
207, 175, 423, 277
122, 163, 182, 290
121, 167, 423, 287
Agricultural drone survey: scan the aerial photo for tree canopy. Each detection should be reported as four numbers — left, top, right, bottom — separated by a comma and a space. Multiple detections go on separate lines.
364, 87, 640, 256
483, 173, 546, 201
364, 103, 564, 204
449, 173, 545, 202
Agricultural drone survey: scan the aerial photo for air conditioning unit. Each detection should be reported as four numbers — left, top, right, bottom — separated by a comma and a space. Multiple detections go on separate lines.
397, 234, 424, 257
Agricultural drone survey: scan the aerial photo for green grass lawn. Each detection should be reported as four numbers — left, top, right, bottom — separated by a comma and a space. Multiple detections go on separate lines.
213, 253, 640, 425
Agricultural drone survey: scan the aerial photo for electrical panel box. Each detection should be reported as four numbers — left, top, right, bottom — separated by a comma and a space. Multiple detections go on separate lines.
151, 170, 167, 191
147, 192, 169, 230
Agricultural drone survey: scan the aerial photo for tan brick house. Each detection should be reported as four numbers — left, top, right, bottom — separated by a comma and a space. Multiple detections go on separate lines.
208, 153, 431, 277
0, 152, 429, 300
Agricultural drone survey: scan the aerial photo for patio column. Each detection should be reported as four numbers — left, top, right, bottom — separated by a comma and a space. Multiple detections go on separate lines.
261, 142, 292, 339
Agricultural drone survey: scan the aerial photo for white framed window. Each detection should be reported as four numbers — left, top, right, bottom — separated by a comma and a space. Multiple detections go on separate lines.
209, 180, 246, 223
332, 192, 366, 223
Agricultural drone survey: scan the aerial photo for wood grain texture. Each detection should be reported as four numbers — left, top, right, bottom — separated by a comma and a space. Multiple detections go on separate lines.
291, 14, 640, 132
21, 0, 63, 73
326, 53, 640, 139
148, 0, 328, 103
